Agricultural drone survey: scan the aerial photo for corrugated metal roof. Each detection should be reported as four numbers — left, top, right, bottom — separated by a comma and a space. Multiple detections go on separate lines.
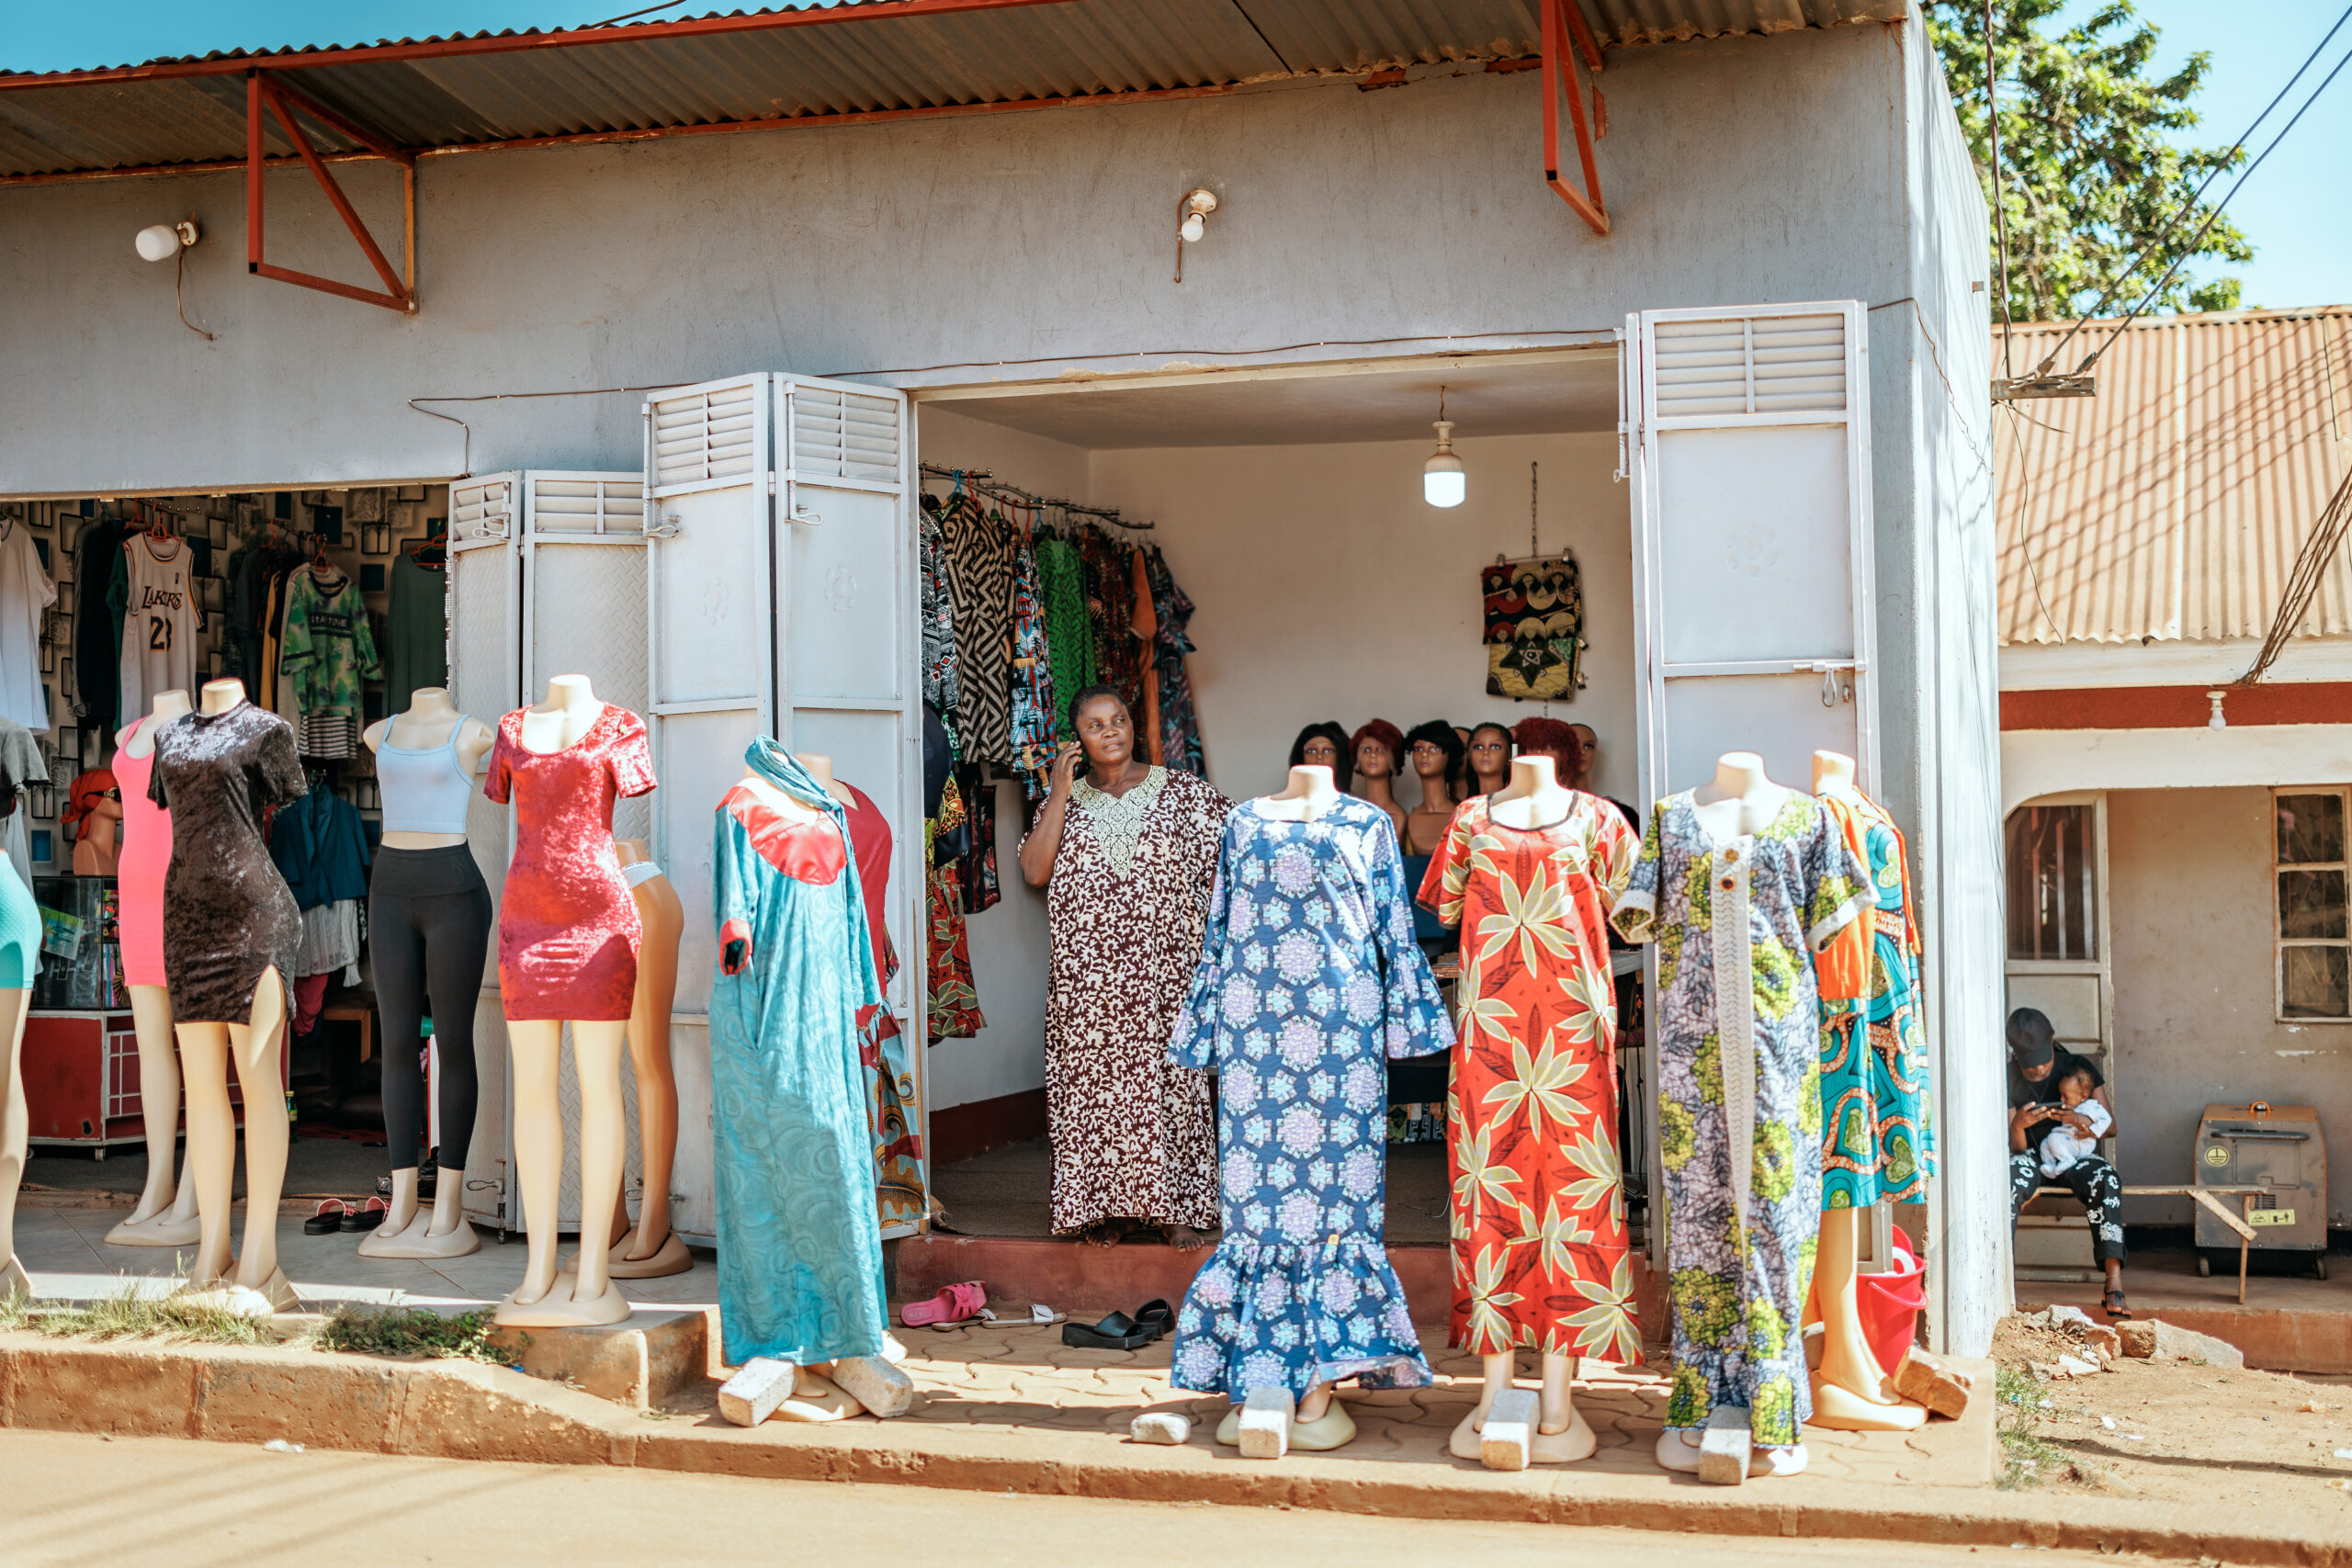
1996, 308, 2352, 648
0, 0, 1908, 180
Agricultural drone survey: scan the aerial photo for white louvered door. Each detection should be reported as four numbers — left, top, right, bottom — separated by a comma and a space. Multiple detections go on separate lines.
777, 376, 924, 1238
1623, 301, 1879, 806
446, 473, 522, 1227
518, 471, 650, 1230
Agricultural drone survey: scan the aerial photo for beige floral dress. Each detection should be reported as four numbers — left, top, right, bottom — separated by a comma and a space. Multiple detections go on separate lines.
1023, 765, 1231, 1234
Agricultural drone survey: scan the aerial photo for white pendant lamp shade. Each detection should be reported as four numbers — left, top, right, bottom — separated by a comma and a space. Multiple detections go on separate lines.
1423, 418, 1465, 508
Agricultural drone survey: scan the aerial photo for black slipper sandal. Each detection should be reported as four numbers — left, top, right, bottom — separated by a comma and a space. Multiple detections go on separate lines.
1134, 1298, 1175, 1341
343, 1196, 389, 1233
1061, 1311, 1156, 1350
2102, 1288, 2133, 1321
302, 1199, 350, 1235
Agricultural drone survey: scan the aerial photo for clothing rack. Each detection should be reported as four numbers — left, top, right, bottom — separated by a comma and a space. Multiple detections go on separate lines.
919, 462, 1154, 531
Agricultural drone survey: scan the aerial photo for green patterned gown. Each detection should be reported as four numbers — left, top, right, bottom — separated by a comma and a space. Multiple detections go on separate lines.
1611, 791, 1869, 1446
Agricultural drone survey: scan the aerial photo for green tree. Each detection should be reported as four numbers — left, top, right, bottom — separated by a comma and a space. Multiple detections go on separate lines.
1927, 1, 2252, 326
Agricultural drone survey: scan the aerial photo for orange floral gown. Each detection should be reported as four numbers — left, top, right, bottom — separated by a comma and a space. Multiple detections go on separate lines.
1418, 793, 1642, 1363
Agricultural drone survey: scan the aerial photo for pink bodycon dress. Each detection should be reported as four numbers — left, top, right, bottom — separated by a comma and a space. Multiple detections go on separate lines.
110, 740, 171, 988
485, 704, 658, 1021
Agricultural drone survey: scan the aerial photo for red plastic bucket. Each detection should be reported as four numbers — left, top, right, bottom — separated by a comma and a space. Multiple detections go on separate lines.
1855, 1224, 1928, 1374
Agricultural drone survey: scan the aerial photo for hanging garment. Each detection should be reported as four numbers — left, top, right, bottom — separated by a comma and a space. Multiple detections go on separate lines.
1035, 536, 1094, 743
71, 518, 131, 730
842, 783, 923, 1234
484, 704, 657, 1022
1418, 794, 1644, 1364
954, 762, 1001, 915
1019, 764, 1230, 1235
268, 785, 372, 911
1006, 535, 1059, 797
1131, 547, 1161, 765
919, 502, 959, 758
1610, 792, 1869, 1447
295, 898, 361, 981
108, 740, 169, 988
114, 535, 202, 727
943, 499, 1013, 766
1816, 791, 1935, 1207
0, 521, 54, 735
147, 701, 308, 1025
1168, 796, 1453, 1399
709, 739, 889, 1367
1080, 530, 1145, 721
385, 551, 449, 717
280, 568, 381, 739
924, 844, 984, 1040
0, 716, 47, 823
1144, 548, 1205, 776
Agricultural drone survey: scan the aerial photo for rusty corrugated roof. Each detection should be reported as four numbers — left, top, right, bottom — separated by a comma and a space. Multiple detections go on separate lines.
0, 0, 1908, 181
1996, 308, 2352, 648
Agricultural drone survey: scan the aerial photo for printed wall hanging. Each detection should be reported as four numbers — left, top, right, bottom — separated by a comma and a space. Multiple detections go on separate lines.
1482, 553, 1589, 701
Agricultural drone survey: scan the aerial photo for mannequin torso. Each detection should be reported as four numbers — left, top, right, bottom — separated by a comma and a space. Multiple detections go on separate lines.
1486, 756, 1576, 831
518, 674, 606, 754
366, 687, 493, 851
1690, 751, 1796, 841
1255, 764, 1343, 822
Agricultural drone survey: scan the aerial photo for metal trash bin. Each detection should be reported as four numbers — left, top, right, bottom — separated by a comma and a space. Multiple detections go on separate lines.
2195, 1101, 2327, 1280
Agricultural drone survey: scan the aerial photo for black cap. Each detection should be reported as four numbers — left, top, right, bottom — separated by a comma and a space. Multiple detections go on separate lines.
2007, 1008, 2055, 1071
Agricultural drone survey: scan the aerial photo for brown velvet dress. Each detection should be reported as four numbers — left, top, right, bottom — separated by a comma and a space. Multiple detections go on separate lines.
147, 700, 307, 1024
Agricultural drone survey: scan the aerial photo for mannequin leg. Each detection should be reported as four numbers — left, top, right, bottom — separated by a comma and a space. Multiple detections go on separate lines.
1, 987, 28, 1297
1449, 1353, 1517, 1460
1810, 1207, 1927, 1431
176, 1023, 237, 1285
226, 967, 290, 1292
1532, 1352, 1597, 1461
620, 874, 682, 1264
499, 1019, 631, 1327
112, 987, 188, 1229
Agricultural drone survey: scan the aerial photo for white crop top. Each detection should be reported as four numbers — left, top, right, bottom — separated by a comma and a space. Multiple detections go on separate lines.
377, 732, 476, 836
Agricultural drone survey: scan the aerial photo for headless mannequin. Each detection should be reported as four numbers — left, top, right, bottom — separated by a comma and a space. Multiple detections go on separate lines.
1405, 740, 1458, 853
1451, 755, 1598, 1465
356, 690, 494, 1261
176, 679, 296, 1315
598, 838, 688, 1278
498, 674, 632, 1328
1805, 749, 1928, 1432
1351, 739, 1407, 841
1212, 763, 1355, 1452
105, 691, 202, 1247
1657, 751, 1809, 1479
72, 793, 122, 876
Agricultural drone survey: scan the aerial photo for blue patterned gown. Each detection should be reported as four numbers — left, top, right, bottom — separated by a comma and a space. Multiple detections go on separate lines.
709, 740, 888, 1368
1169, 796, 1455, 1399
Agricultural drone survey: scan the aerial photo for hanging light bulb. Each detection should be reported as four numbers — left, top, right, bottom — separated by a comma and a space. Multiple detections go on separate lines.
1422, 388, 1464, 508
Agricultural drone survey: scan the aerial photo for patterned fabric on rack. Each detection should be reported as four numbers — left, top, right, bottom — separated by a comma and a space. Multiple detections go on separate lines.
925, 853, 985, 1039
1145, 547, 1205, 776
942, 496, 1013, 767
1081, 531, 1146, 724
919, 502, 959, 757
956, 762, 1001, 915
1035, 536, 1094, 744
1008, 535, 1058, 797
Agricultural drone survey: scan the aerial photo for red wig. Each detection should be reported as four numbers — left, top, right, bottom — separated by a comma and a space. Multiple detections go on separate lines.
62, 769, 119, 829
1511, 717, 1578, 770
1349, 718, 1407, 773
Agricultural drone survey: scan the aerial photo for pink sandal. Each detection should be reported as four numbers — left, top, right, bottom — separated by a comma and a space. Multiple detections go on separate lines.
900, 1280, 987, 1328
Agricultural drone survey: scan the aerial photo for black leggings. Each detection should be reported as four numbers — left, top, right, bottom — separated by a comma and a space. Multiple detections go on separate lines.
369, 845, 492, 1177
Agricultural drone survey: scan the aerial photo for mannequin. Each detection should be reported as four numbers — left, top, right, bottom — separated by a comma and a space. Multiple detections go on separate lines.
1448, 753, 1597, 1464
1, 857, 30, 1298
169, 678, 299, 1314
104, 691, 200, 1247
492, 674, 646, 1328
1255, 762, 1343, 821
594, 837, 689, 1278
68, 775, 122, 875
1690, 750, 1794, 840
1805, 749, 1928, 1432
357, 689, 495, 1261
1403, 726, 1460, 854
1348, 721, 1408, 840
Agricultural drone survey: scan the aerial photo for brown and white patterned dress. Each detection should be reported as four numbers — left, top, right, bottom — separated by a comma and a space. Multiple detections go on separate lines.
1023, 765, 1231, 1235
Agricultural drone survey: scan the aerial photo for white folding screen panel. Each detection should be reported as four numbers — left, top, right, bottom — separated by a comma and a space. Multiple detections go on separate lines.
446, 474, 521, 1227
1624, 301, 1879, 808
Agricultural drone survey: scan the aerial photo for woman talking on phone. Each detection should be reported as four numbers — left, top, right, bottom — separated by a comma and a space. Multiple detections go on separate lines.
1018, 685, 1233, 1249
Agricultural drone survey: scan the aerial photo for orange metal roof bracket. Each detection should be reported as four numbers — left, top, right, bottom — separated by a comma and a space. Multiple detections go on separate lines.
246, 70, 418, 313
1541, 0, 1608, 235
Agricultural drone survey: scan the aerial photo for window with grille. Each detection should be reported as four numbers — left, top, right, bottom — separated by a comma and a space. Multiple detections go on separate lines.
2007, 803, 2098, 962
2276, 788, 2350, 1020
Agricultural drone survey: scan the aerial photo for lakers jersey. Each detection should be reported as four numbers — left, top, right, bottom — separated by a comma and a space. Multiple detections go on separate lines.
119, 535, 201, 721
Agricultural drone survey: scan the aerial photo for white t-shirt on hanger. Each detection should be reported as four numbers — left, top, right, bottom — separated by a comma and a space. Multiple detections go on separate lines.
0, 519, 56, 735
118, 534, 201, 722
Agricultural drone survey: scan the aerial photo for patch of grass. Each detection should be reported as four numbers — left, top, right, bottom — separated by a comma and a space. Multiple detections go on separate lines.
5, 1283, 266, 1346
1995, 1362, 2057, 1490
306, 1304, 512, 1364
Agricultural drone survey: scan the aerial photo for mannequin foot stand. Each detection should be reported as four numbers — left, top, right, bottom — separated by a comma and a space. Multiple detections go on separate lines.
359, 1207, 481, 1260
105, 1208, 203, 1248
1809, 1371, 1928, 1430
177, 1265, 300, 1320
496, 1270, 631, 1329
767, 1367, 867, 1424
605, 1232, 692, 1279
1656, 1419, 1808, 1483
2, 1254, 28, 1301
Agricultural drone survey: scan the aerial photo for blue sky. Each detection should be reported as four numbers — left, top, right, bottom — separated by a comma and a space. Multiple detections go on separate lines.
7, 2, 2346, 309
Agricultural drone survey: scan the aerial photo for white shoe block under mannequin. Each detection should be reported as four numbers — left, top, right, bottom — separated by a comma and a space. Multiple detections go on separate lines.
1447, 1351, 1598, 1468
1654, 1426, 1809, 1482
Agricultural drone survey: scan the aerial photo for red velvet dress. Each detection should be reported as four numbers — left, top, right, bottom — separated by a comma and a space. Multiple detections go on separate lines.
486, 704, 658, 1021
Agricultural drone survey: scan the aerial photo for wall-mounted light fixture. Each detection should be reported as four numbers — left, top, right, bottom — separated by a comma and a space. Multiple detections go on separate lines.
1423, 388, 1465, 508
1174, 188, 1219, 283
134, 217, 214, 340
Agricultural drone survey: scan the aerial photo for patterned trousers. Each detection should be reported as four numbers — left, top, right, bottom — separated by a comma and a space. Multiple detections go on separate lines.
2009, 1151, 2127, 1264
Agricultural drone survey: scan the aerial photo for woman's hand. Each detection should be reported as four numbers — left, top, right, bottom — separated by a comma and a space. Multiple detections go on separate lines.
1049, 740, 1084, 796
